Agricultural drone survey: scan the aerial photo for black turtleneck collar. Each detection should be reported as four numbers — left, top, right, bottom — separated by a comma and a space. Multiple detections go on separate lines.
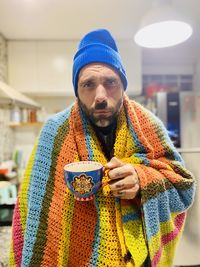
90, 119, 117, 135
90, 119, 117, 160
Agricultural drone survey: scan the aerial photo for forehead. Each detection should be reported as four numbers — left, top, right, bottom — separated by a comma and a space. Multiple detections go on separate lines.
78, 63, 120, 80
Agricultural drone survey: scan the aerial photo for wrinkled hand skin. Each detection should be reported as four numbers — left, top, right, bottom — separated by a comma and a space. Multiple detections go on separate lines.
105, 157, 140, 199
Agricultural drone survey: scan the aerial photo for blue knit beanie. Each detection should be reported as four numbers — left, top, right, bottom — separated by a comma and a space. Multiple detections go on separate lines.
72, 29, 128, 96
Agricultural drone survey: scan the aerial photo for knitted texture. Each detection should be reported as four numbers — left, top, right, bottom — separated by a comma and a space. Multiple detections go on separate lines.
9, 95, 195, 267
72, 29, 127, 95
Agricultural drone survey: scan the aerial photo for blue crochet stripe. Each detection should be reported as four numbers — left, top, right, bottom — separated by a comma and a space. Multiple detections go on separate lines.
122, 212, 140, 223
22, 107, 72, 267
143, 186, 195, 241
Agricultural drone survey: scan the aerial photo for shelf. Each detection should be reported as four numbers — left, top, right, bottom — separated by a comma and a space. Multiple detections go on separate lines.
8, 122, 43, 128
26, 92, 75, 98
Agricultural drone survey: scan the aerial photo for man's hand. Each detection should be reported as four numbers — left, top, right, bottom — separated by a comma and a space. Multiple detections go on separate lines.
105, 157, 140, 199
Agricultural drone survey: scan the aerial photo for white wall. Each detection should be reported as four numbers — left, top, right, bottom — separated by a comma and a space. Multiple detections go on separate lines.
8, 40, 142, 96
193, 54, 200, 91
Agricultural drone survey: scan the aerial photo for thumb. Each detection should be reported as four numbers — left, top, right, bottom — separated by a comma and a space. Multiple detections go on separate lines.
105, 157, 123, 169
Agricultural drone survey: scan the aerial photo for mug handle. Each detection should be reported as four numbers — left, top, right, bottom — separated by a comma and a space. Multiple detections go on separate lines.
101, 167, 110, 188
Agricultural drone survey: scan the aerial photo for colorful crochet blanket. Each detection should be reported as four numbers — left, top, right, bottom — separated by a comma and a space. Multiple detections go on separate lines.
9, 95, 195, 267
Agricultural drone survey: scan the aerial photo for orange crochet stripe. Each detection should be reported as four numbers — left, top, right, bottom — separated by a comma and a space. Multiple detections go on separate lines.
68, 201, 97, 266
41, 113, 80, 265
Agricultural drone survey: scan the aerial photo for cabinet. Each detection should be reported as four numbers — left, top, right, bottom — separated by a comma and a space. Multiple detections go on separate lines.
8, 41, 77, 96
8, 40, 142, 96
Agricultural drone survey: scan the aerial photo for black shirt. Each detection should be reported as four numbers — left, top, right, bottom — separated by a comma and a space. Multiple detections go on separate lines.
91, 120, 117, 160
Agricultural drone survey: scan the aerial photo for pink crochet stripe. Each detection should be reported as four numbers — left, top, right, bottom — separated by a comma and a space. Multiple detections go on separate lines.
12, 199, 24, 267
151, 212, 186, 267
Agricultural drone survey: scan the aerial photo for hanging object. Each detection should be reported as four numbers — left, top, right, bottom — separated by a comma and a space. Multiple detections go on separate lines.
0, 80, 40, 109
134, 0, 193, 48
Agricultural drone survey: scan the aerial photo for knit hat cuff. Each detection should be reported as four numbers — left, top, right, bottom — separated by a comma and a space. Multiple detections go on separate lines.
73, 44, 127, 96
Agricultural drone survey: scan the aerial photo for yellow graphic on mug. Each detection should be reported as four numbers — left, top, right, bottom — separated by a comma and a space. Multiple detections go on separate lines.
71, 174, 94, 194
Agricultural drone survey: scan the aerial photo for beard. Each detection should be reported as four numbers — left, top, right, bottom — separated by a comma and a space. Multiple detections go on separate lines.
78, 98, 123, 127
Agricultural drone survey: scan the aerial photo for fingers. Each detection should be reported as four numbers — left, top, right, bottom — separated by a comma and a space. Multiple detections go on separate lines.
108, 163, 138, 181
105, 157, 140, 200
109, 175, 137, 191
104, 157, 124, 170
109, 175, 140, 200
112, 184, 140, 199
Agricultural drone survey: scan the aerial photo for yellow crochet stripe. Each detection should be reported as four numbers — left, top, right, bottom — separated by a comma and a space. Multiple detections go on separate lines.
73, 153, 82, 162
148, 212, 185, 266
115, 200, 127, 258
120, 202, 147, 267
113, 109, 138, 266
155, 240, 179, 267
114, 108, 128, 158
123, 219, 148, 267
88, 118, 129, 266
114, 109, 142, 166
8, 140, 39, 266
8, 240, 15, 266
19, 139, 39, 234
90, 126, 122, 265
125, 127, 137, 157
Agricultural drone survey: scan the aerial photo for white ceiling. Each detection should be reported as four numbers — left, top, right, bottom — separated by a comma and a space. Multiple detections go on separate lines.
0, 0, 199, 63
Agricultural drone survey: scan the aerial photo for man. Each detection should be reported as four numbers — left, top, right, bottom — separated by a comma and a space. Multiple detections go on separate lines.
9, 29, 195, 267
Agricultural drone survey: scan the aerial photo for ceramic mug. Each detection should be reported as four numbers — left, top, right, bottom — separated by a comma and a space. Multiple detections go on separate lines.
64, 161, 105, 201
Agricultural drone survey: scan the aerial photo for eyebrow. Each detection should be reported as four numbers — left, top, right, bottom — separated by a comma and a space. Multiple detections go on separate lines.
79, 77, 96, 87
79, 75, 118, 84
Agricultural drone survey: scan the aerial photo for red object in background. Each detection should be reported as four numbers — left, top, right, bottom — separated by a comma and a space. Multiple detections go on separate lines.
145, 83, 168, 98
0, 168, 9, 175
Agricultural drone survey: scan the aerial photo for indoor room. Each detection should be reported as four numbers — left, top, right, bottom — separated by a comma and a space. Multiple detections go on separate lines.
0, 0, 199, 266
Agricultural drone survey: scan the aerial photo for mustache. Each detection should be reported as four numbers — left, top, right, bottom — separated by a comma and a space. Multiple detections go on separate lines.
95, 101, 107, 110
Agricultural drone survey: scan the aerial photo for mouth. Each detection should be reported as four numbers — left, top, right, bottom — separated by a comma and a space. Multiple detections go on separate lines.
93, 110, 111, 115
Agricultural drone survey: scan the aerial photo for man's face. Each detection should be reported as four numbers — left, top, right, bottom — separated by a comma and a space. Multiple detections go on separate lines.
77, 63, 124, 127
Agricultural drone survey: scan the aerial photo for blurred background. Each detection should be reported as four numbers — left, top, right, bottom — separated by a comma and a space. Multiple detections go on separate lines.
0, 0, 199, 266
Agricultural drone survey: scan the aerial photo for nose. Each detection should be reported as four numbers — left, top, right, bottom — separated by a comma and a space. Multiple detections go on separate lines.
95, 84, 107, 103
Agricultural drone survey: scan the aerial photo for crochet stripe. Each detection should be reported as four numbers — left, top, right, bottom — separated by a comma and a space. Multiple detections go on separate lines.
9, 96, 195, 267
41, 116, 77, 266
90, 196, 101, 266
127, 116, 147, 154
12, 140, 39, 266
12, 200, 23, 266
143, 186, 193, 241
150, 212, 185, 267
24, 109, 71, 266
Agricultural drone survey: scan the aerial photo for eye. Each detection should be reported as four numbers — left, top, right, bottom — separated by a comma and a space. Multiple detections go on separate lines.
104, 78, 118, 88
82, 80, 95, 89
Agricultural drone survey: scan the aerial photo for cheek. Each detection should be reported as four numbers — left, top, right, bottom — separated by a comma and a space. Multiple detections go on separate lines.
110, 90, 123, 104
79, 92, 94, 108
